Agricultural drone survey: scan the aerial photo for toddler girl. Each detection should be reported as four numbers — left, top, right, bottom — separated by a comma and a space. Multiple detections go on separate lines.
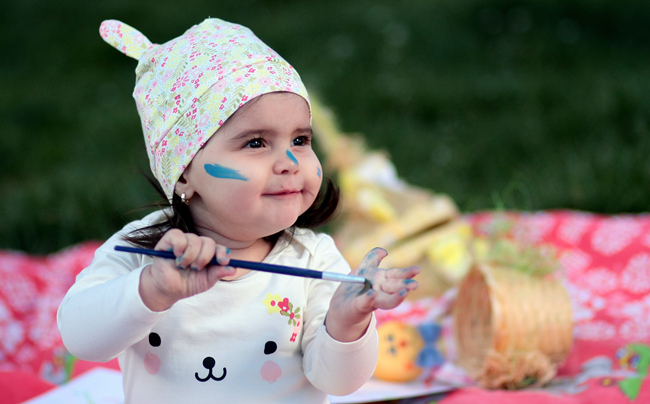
58, 18, 419, 404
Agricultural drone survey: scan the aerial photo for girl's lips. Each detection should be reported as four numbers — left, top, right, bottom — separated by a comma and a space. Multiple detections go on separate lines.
263, 190, 301, 198
265, 189, 301, 196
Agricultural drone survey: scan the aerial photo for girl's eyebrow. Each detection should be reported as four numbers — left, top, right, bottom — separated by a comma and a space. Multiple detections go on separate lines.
230, 127, 312, 141
226, 129, 269, 145
295, 127, 313, 136
230, 129, 271, 141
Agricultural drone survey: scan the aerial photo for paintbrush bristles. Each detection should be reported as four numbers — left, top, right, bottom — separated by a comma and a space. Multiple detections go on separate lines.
360, 279, 373, 294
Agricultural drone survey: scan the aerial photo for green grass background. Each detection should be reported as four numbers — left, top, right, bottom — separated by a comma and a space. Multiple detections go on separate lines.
1, 0, 649, 254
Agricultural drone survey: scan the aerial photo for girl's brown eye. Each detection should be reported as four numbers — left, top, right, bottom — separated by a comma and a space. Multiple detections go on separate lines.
292, 136, 310, 147
245, 138, 263, 148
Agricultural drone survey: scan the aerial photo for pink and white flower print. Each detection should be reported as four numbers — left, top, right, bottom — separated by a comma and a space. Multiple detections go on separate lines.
559, 248, 592, 278
558, 212, 594, 245
0, 243, 101, 373
511, 213, 557, 245
620, 253, 650, 293
591, 217, 643, 256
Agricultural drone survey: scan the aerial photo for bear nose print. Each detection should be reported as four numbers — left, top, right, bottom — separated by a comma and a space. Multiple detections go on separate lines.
195, 357, 227, 382
264, 341, 277, 355
149, 332, 161, 347
203, 357, 216, 369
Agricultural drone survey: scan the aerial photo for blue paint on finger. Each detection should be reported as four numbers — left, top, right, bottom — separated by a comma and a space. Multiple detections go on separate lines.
317, 167, 321, 178
204, 164, 249, 181
366, 250, 378, 260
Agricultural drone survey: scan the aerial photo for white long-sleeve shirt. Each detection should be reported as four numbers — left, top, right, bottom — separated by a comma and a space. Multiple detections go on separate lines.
57, 211, 378, 403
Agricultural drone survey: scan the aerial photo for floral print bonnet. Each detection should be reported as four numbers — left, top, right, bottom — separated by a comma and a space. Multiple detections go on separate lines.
99, 19, 311, 199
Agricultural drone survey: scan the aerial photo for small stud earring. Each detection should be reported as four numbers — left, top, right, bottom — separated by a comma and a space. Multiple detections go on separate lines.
181, 193, 190, 205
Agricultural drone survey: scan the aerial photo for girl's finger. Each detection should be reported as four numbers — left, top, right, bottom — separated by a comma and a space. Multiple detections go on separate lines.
353, 288, 378, 314
205, 265, 237, 284
155, 228, 188, 255
215, 244, 230, 267
384, 265, 421, 280
355, 248, 388, 277
373, 288, 410, 310
378, 278, 419, 294
175, 233, 202, 269
191, 237, 218, 271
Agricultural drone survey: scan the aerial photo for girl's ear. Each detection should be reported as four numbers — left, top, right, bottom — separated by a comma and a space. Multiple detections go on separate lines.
174, 172, 195, 200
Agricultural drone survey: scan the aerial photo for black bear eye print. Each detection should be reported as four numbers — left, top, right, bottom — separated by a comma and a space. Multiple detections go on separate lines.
149, 332, 161, 347
264, 341, 277, 355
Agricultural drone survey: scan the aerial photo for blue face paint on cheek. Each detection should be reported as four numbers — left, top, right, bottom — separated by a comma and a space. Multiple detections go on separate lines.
286, 150, 299, 165
204, 164, 249, 181
316, 167, 321, 178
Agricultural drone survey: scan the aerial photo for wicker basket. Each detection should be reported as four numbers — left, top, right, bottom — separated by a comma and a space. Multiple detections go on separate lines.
453, 262, 573, 389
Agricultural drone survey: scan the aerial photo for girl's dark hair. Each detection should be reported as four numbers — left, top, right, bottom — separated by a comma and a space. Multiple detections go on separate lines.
122, 172, 340, 249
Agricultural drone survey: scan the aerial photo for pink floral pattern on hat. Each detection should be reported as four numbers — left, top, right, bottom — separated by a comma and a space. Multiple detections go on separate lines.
99, 19, 310, 199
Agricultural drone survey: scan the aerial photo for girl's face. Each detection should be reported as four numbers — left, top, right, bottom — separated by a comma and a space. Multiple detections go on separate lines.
177, 92, 322, 244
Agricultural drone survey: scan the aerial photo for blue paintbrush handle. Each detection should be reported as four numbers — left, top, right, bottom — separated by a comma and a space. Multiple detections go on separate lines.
114, 245, 367, 285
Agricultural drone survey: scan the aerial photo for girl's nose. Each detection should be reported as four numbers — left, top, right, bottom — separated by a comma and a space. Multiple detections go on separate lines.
274, 149, 300, 174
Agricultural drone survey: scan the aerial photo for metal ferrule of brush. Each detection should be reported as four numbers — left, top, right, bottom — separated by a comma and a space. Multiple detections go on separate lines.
321, 272, 367, 284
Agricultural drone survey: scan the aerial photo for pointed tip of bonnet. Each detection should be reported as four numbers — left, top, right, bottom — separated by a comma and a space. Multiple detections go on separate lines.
99, 19, 154, 60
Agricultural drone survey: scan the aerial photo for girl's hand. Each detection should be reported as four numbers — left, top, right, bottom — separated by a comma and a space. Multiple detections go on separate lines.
325, 248, 420, 342
138, 229, 236, 311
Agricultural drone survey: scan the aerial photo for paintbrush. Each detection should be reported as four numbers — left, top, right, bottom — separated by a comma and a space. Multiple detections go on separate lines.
114, 245, 373, 292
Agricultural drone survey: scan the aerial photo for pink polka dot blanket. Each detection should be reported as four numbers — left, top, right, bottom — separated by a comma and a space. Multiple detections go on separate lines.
1, 210, 649, 404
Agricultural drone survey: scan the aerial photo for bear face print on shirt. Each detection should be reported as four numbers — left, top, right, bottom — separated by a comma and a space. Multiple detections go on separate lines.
132, 279, 308, 393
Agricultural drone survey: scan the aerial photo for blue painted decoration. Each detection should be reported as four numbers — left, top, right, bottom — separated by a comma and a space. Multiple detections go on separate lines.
286, 150, 299, 165
204, 164, 249, 181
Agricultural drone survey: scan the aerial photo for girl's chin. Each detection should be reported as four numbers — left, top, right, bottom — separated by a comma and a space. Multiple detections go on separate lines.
266, 215, 303, 234
211, 209, 307, 241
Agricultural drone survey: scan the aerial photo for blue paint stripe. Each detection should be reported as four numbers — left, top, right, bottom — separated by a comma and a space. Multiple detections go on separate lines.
204, 164, 249, 181
286, 150, 299, 165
